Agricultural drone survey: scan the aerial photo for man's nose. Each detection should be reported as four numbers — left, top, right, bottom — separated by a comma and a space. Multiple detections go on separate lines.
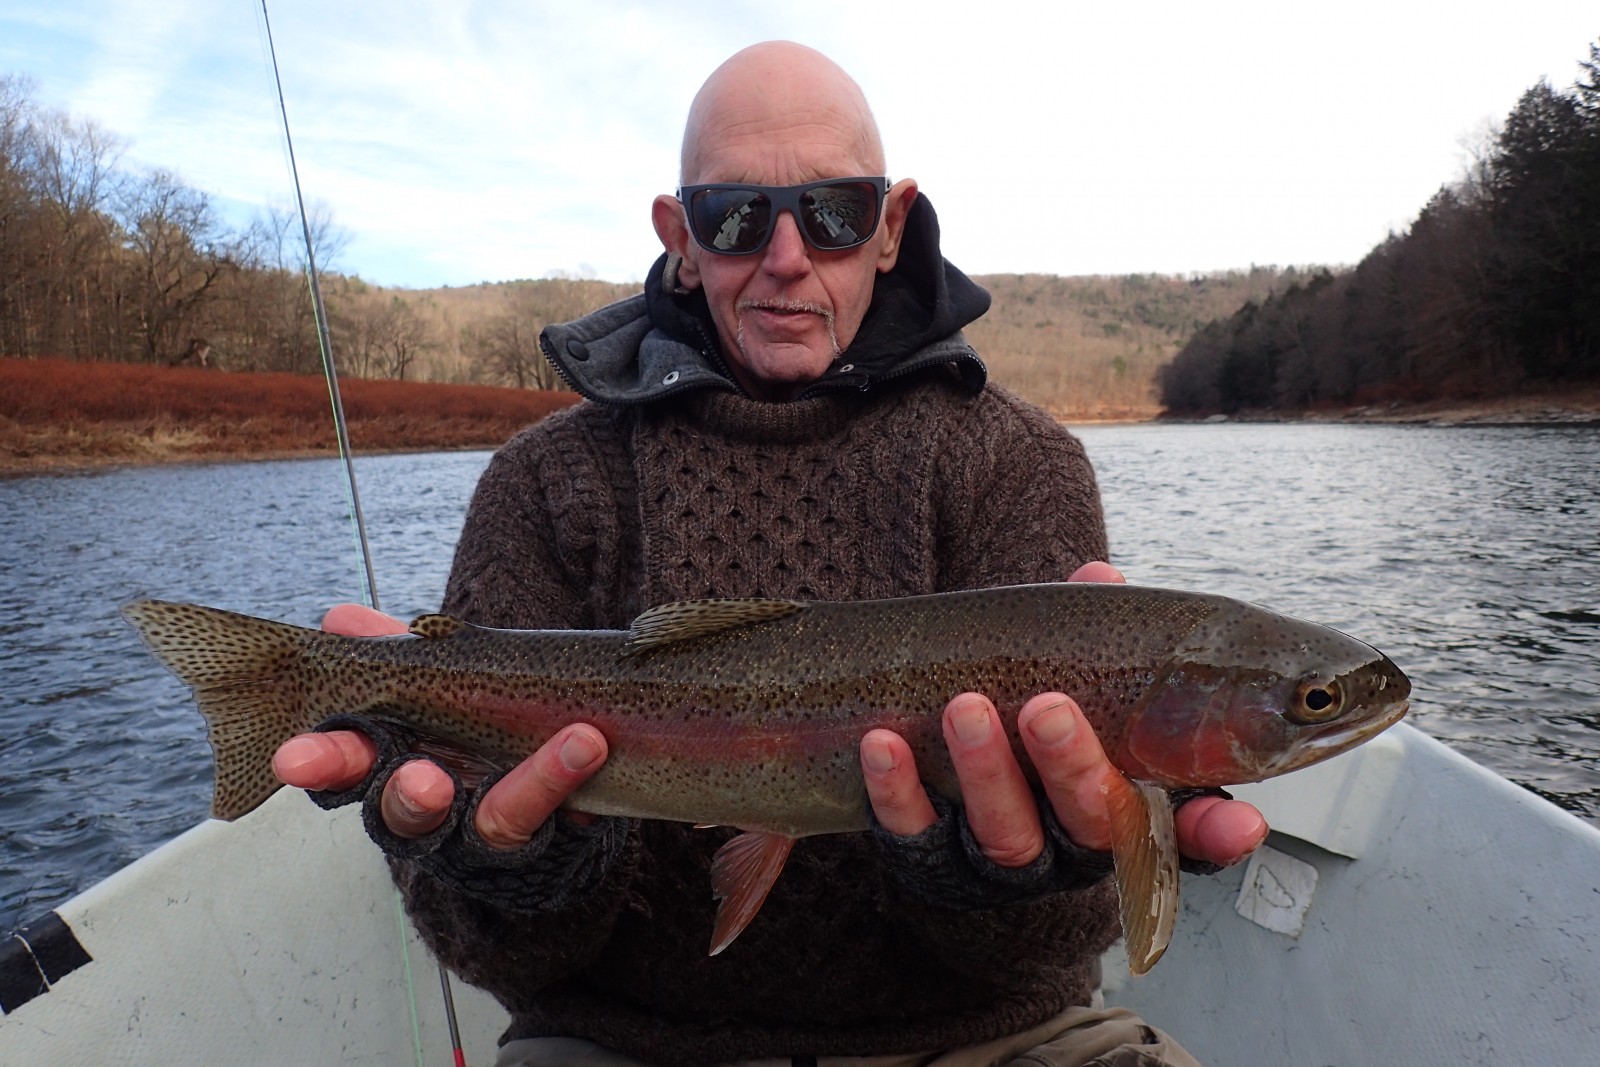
760, 211, 811, 275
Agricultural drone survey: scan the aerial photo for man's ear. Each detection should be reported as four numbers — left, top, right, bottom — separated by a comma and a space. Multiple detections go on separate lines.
875, 178, 919, 274
652, 194, 701, 290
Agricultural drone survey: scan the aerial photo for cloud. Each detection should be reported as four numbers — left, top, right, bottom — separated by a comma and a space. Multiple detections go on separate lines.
4, 0, 1599, 287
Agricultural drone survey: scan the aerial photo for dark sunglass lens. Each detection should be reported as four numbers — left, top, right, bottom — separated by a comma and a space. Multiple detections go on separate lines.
798, 182, 881, 249
690, 188, 772, 253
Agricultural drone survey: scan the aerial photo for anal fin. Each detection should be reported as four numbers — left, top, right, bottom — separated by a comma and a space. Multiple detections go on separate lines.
1105, 777, 1180, 975
707, 831, 796, 956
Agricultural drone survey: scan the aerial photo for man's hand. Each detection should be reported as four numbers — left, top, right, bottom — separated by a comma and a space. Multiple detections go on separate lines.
270, 604, 608, 847
860, 562, 1269, 869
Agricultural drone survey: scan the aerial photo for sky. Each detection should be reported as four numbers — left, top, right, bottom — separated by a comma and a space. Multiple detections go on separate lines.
1, 1, 1596, 290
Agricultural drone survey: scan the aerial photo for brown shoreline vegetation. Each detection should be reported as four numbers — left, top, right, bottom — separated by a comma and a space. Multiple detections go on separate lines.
1, 358, 579, 476
8, 358, 1598, 479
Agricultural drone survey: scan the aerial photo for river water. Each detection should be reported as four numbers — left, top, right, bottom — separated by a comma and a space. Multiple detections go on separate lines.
2, 423, 1597, 932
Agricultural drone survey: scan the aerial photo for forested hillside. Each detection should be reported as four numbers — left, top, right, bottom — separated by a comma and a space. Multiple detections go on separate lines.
1159, 40, 1600, 414
384, 268, 1298, 416
2, 70, 1292, 417
966, 270, 1293, 415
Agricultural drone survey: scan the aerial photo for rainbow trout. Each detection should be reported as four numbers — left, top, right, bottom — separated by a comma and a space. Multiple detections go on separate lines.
122, 583, 1409, 973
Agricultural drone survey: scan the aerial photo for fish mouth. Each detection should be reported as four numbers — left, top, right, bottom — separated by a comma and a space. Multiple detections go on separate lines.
1272, 698, 1410, 776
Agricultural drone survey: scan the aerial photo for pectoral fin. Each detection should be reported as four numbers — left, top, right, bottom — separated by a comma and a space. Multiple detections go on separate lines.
1104, 777, 1180, 975
707, 831, 796, 956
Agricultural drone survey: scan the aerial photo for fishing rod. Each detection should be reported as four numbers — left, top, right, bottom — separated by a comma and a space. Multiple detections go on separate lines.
256, 0, 377, 612
256, 4, 465, 1065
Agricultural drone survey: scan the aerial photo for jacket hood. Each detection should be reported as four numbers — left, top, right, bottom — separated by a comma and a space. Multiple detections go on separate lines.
540, 194, 990, 406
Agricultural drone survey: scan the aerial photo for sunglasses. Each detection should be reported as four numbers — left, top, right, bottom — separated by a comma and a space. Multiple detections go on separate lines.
678, 176, 890, 256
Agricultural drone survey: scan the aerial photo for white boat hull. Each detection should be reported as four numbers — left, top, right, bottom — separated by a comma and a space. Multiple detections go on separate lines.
1104, 723, 1600, 1062
0, 790, 507, 1064
4, 723, 1598, 1064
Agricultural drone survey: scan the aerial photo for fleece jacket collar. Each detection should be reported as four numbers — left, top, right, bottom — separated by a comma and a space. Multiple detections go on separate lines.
539, 194, 991, 406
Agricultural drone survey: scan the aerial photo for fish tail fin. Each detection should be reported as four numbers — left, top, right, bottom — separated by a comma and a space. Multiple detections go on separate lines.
1105, 776, 1180, 976
122, 599, 322, 821
707, 831, 796, 955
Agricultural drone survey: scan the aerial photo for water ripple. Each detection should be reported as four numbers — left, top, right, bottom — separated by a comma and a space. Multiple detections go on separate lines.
2, 429, 1597, 933
1080, 422, 1599, 828
1, 451, 494, 932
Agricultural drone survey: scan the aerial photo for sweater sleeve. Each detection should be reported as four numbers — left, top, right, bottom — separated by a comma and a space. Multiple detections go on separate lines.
388, 408, 643, 988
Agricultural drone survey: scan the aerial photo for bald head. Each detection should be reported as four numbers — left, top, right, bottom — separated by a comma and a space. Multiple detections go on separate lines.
680, 42, 885, 185
652, 43, 917, 400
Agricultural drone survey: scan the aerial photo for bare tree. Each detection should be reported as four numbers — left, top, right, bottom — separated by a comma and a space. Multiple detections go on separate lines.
461, 309, 559, 388
113, 168, 238, 363
1, 98, 127, 358
334, 294, 436, 380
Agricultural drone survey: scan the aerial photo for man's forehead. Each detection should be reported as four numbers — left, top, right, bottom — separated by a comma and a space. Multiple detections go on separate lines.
688, 121, 880, 186
680, 46, 884, 184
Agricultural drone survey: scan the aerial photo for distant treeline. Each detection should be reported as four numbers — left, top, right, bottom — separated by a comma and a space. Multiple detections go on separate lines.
2, 69, 1294, 414
1160, 40, 1600, 413
3, 73, 326, 374
0, 72, 630, 388
967, 268, 1296, 415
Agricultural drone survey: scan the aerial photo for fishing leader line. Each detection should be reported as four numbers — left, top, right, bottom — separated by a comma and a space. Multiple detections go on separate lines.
255, 0, 378, 613
254, 4, 466, 1065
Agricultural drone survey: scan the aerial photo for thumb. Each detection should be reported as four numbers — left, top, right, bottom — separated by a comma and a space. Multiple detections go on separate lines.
322, 603, 408, 637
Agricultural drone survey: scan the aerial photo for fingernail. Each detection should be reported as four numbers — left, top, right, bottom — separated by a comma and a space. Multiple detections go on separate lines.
949, 699, 992, 745
272, 735, 321, 777
395, 789, 429, 818
559, 731, 603, 772
1027, 702, 1077, 747
861, 736, 896, 774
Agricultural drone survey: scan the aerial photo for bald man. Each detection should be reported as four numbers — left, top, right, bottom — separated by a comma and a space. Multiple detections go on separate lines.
277, 42, 1261, 1067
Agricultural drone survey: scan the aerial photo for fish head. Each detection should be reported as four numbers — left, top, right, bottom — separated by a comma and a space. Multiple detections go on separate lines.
1111, 603, 1411, 788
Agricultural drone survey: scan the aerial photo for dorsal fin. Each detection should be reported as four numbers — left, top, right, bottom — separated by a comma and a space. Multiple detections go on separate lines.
625, 598, 806, 655
409, 614, 471, 639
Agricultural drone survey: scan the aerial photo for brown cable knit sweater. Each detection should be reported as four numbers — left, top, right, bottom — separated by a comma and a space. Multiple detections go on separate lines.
331, 198, 1126, 1063
386, 374, 1120, 1064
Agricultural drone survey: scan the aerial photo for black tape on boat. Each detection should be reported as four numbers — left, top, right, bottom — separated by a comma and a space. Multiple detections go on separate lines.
0, 912, 93, 1014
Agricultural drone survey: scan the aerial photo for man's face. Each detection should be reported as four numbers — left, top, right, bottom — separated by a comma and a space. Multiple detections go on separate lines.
654, 126, 915, 400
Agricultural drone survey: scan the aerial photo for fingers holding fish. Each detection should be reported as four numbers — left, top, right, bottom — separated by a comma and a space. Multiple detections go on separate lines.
271, 732, 459, 839
473, 723, 609, 848
320, 602, 410, 637
313, 602, 463, 838
943, 693, 1048, 868
860, 730, 939, 836
1172, 794, 1268, 868
273, 730, 378, 793
269, 604, 412, 806
380, 759, 458, 838
1066, 560, 1126, 585
1017, 694, 1118, 852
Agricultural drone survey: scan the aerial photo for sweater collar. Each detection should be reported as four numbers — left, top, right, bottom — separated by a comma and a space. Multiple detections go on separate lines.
540, 194, 990, 406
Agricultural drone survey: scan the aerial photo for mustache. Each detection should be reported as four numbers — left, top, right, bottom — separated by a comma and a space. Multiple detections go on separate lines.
737, 298, 833, 322
733, 299, 842, 362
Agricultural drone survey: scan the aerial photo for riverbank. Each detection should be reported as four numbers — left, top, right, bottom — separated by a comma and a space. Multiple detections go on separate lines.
1, 358, 580, 476
7, 359, 1599, 476
1169, 385, 1600, 427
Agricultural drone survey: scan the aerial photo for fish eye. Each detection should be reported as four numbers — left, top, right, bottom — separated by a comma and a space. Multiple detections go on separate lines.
1289, 677, 1345, 725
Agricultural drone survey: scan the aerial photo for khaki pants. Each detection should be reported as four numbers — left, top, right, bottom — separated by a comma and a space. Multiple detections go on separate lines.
493, 1005, 1204, 1067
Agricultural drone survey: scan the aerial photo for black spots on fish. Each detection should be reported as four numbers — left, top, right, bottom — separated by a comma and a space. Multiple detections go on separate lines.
120, 601, 325, 819
121, 600, 312, 688
409, 614, 469, 639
